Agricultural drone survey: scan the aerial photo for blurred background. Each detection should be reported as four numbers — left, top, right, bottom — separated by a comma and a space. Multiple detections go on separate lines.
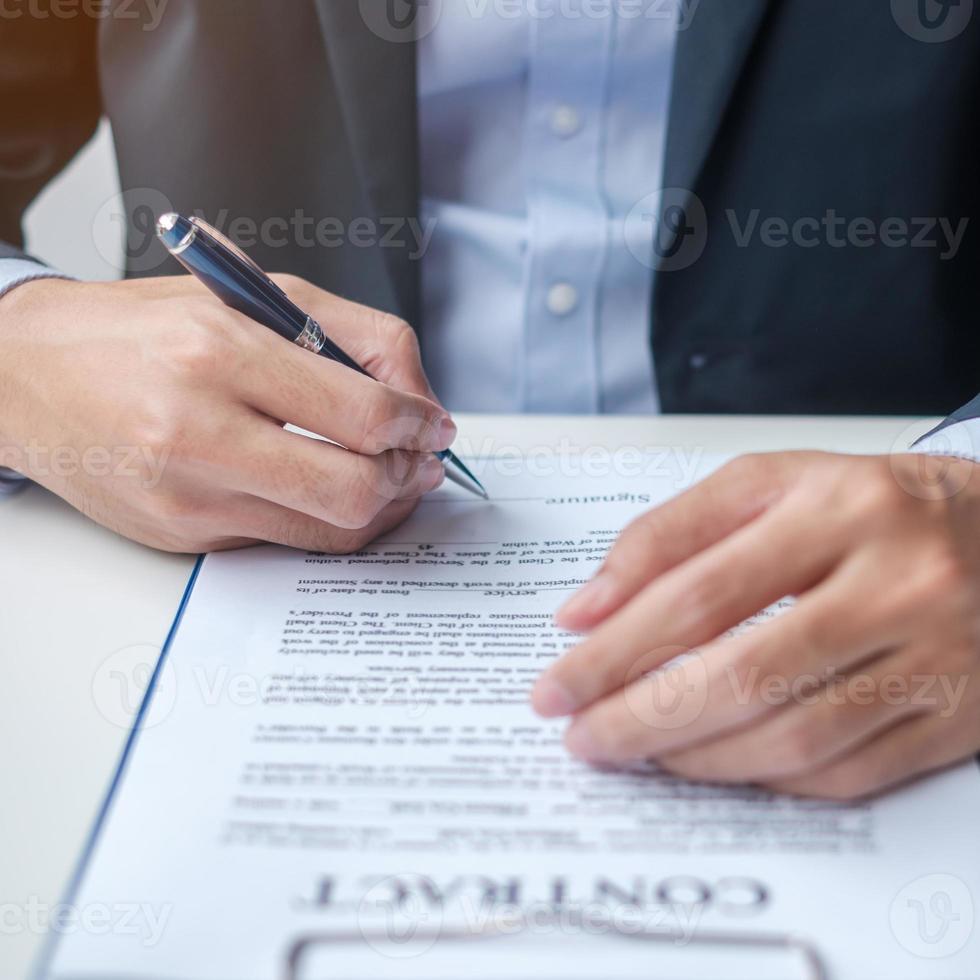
23, 120, 123, 281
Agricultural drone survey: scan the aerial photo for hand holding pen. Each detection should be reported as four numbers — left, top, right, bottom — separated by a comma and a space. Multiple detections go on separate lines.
157, 214, 486, 499
0, 245, 474, 553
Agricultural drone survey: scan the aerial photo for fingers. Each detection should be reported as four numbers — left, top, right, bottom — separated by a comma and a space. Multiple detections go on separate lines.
556, 454, 798, 631
231, 312, 454, 455
553, 559, 915, 765
220, 492, 419, 554
768, 708, 980, 801
270, 275, 441, 402
658, 649, 928, 785
533, 491, 844, 719
224, 420, 445, 530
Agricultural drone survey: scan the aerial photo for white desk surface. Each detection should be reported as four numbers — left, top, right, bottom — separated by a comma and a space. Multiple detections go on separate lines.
0, 414, 937, 979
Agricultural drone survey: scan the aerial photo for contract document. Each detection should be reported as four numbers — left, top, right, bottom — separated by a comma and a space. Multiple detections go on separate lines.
44, 454, 980, 980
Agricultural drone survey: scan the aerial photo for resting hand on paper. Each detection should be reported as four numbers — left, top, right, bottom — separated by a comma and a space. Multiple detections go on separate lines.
0, 276, 452, 553
533, 452, 980, 800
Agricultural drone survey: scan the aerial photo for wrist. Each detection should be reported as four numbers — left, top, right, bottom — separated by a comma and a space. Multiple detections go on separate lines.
0, 274, 71, 315
0, 258, 69, 302
0, 278, 71, 450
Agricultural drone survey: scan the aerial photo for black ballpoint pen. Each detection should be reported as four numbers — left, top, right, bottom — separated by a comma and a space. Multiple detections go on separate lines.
156, 213, 487, 499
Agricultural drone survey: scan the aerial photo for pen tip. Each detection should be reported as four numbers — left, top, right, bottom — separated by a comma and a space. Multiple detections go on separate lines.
442, 451, 488, 500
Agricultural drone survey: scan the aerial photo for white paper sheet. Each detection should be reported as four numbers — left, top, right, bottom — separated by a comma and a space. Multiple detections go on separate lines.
45, 454, 980, 980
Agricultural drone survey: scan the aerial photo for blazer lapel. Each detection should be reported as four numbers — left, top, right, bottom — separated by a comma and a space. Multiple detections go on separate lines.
662, 0, 777, 219
312, 0, 420, 321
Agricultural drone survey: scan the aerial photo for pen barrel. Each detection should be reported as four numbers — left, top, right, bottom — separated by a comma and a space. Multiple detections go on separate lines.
170, 239, 301, 343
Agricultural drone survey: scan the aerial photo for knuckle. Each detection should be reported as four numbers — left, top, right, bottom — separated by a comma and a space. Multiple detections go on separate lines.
374, 311, 413, 345
854, 465, 908, 518
685, 568, 727, 621
334, 469, 384, 530
374, 311, 424, 376
788, 609, 835, 662
724, 644, 771, 711
922, 545, 972, 603
773, 721, 821, 776
167, 319, 225, 379
356, 385, 404, 451
130, 406, 188, 461
393, 320, 422, 364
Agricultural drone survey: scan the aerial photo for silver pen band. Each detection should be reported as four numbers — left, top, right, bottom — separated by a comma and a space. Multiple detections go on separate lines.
293, 316, 326, 354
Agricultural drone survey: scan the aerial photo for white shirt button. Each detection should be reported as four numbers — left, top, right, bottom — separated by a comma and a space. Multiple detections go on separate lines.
550, 105, 582, 139
546, 282, 579, 317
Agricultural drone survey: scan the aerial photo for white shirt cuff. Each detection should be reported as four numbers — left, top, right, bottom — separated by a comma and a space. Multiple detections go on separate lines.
912, 418, 980, 463
0, 257, 69, 302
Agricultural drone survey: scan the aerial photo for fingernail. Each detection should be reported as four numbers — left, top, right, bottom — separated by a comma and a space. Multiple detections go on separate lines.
564, 719, 601, 762
556, 572, 617, 627
431, 415, 457, 452
532, 674, 578, 717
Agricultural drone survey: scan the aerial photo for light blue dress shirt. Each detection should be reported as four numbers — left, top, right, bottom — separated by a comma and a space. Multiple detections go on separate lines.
417, 1, 677, 414
0, 258, 60, 299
